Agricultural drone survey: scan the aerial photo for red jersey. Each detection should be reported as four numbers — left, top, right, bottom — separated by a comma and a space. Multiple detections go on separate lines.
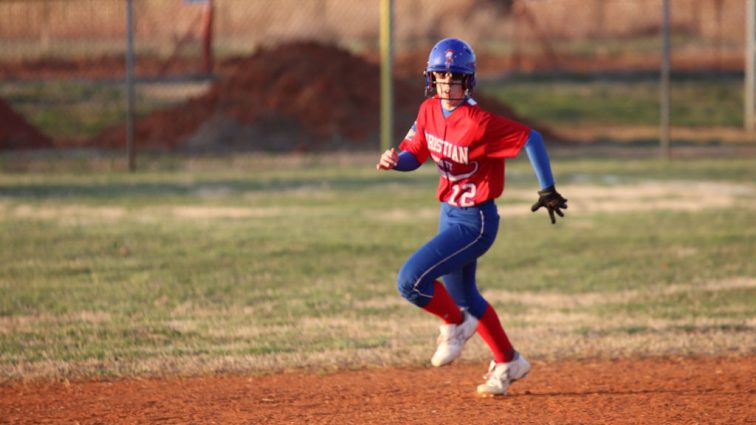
399, 96, 530, 207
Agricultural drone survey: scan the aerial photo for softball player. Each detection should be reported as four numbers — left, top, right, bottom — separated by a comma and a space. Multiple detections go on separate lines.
376, 38, 567, 396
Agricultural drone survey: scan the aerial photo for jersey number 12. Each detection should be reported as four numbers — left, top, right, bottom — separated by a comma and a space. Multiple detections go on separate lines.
450, 183, 476, 207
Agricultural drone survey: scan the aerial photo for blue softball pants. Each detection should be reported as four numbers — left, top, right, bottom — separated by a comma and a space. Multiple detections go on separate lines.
396, 200, 499, 319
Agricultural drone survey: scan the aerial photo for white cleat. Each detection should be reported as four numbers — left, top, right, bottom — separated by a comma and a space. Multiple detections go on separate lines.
476, 352, 531, 396
430, 311, 478, 367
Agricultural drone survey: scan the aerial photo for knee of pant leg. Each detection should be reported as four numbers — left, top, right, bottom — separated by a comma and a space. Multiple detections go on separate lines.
467, 296, 488, 319
396, 266, 431, 307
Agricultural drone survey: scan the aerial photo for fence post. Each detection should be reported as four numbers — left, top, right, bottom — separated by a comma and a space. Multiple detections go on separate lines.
746, 0, 755, 133
380, 0, 394, 152
202, 0, 214, 76
660, 0, 671, 160
126, 0, 136, 172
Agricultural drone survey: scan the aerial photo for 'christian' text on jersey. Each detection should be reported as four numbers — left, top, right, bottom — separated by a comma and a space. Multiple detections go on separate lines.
425, 132, 469, 165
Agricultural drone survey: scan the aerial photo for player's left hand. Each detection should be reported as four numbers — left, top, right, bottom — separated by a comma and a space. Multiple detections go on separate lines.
531, 185, 568, 224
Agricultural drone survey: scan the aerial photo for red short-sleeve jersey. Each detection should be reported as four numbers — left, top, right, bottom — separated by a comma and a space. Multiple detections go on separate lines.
399, 96, 530, 207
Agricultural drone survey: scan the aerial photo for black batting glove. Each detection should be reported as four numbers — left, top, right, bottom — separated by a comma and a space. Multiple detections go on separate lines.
531, 185, 568, 224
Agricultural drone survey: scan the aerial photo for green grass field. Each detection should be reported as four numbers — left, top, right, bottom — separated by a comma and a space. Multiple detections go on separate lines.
0, 153, 754, 380
478, 76, 743, 128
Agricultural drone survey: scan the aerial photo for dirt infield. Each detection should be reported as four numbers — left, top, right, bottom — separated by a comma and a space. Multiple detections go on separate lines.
2, 356, 753, 424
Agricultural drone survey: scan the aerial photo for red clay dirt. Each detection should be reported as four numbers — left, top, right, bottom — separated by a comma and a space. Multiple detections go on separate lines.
0, 56, 216, 82
0, 97, 52, 150
1, 356, 753, 424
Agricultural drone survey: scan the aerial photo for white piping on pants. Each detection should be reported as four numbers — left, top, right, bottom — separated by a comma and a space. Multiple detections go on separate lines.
412, 209, 485, 299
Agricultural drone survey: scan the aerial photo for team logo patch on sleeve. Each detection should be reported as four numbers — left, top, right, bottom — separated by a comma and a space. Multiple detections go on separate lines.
404, 123, 417, 141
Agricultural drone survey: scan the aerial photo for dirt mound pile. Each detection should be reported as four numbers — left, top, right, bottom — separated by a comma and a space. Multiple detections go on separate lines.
0, 56, 215, 81
93, 42, 556, 152
0, 98, 53, 150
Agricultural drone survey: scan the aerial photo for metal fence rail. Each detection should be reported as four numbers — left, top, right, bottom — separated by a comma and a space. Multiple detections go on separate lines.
0, 0, 749, 154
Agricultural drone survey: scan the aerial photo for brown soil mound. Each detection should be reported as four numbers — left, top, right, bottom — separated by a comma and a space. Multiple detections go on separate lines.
0, 56, 212, 81
0, 98, 53, 150
1, 356, 752, 424
91, 42, 558, 152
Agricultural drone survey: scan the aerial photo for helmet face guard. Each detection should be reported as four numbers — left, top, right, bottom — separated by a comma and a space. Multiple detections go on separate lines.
424, 38, 477, 98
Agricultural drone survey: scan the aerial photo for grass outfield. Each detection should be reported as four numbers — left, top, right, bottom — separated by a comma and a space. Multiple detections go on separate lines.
478, 76, 743, 128
0, 153, 754, 380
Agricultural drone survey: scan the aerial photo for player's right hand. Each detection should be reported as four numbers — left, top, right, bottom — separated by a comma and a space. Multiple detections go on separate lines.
376, 148, 399, 170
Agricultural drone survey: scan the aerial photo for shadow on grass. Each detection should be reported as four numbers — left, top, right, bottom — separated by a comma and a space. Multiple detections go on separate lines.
0, 174, 431, 200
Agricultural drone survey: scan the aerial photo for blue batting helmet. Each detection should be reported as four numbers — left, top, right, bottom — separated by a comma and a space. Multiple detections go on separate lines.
424, 38, 477, 96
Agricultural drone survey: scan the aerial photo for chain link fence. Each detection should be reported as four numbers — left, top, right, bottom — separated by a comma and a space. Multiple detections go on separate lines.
0, 0, 749, 152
